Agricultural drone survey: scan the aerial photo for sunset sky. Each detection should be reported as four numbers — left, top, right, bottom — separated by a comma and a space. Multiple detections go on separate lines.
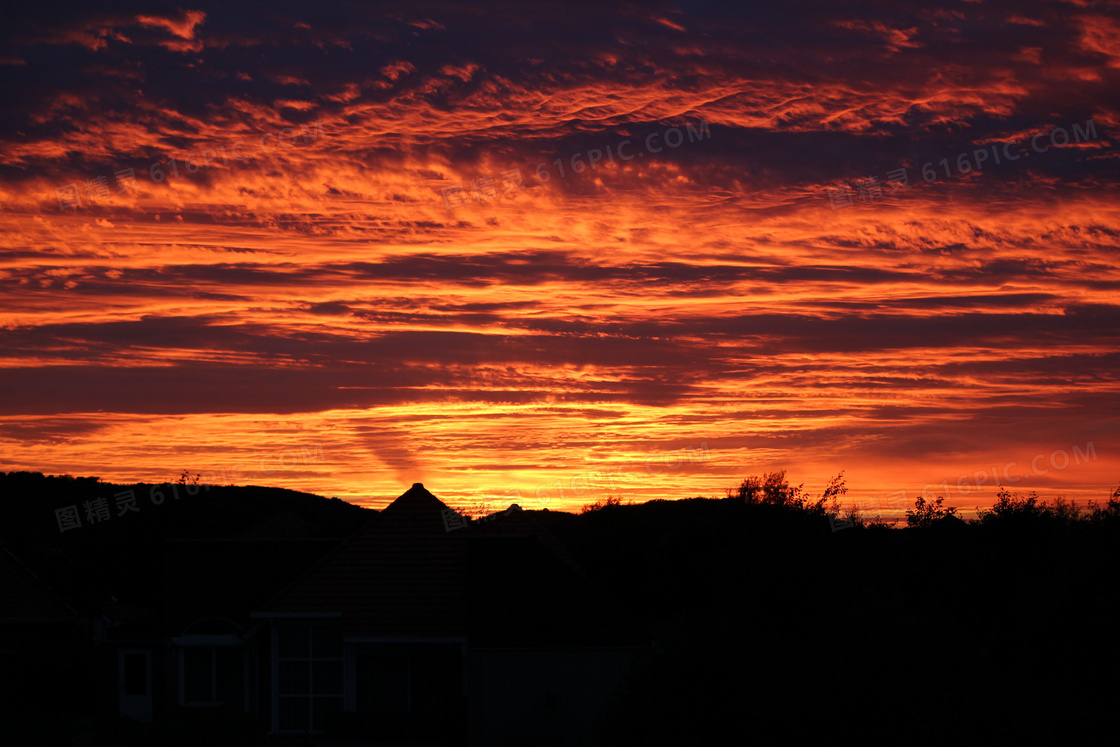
1, 1, 1117, 517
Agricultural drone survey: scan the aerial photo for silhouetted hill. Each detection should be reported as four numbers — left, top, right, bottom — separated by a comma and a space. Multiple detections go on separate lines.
0, 471, 372, 616
0, 471, 369, 542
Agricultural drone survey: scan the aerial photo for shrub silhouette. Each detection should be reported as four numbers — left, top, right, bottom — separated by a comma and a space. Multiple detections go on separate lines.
581, 495, 626, 514
1086, 486, 1120, 523
975, 487, 1120, 528
726, 469, 831, 515
905, 495, 958, 527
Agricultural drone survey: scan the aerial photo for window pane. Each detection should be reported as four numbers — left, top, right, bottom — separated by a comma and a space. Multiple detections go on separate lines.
311, 625, 342, 659
183, 649, 212, 702
411, 644, 463, 713
123, 653, 149, 696
215, 647, 245, 708
356, 653, 408, 714
313, 660, 343, 695
313, 697, 344, 731
278, 696, 310, 732
279, 661, 310, 695
278, 625, 309, 658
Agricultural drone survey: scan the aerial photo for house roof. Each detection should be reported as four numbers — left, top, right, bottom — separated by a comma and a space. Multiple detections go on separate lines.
470, 504, 579, 568
162, 538, 343, 635
0, 546, 76, 623
259, 484, 642, 646
260, 484, 468, 638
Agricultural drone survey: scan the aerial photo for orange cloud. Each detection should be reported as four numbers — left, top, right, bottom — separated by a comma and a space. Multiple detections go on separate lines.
0, 1, 1116, 513
136, 10, 207, 40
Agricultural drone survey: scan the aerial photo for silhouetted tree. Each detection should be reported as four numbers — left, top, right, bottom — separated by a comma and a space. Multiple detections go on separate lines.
581, 495, 626, 514
975, 486, 1120, 527
1086, 485, 1120, 523
906, 495, 958, 527
726, 470, 831, 515
177, 469, 201, 486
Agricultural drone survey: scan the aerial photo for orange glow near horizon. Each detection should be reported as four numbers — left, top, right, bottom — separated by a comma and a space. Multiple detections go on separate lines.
1, 4, 1117, 518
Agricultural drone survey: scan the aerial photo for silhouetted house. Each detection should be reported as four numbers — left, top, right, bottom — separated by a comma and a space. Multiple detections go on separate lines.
90, 489, 360, 727
156, 537, 346, 723
95, 533, 347, 725
7, 484, 642, 744
252, 483, 645, 745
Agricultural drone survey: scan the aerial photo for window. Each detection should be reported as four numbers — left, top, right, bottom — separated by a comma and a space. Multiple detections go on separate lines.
355, 651, 409, 714
275, 623, 343, 733
181, 646, 246, 709
350, 643, 464, 717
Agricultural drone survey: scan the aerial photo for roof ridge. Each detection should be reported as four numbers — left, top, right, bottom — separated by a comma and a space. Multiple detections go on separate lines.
255, 482, 457, 616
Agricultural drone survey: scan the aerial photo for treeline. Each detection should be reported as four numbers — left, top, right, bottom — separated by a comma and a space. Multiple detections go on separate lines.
529, 471, 1120, 745
669, 468, 1120, 529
